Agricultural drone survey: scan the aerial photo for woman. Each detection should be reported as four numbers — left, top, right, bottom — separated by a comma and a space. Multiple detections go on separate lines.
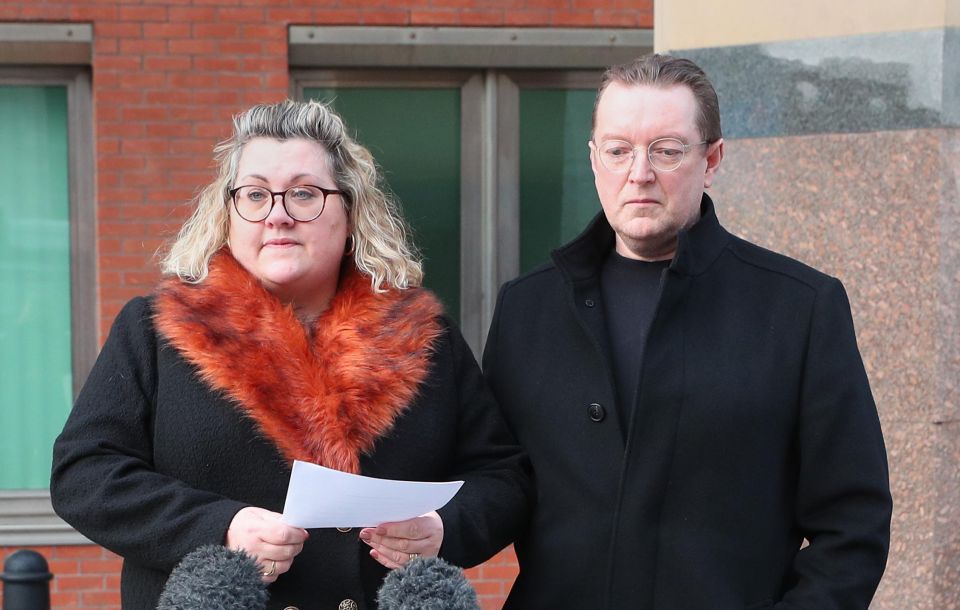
50, 100, 531, 610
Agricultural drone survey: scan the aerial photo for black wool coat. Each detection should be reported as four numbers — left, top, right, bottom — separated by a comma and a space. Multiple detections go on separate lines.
483, 195, 892, 610
51, 271, 532, 610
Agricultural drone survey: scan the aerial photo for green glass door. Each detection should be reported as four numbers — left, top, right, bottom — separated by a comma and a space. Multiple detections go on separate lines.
305, 87, 462, 322
518, 88, 599, 273
0, 84, 73, 489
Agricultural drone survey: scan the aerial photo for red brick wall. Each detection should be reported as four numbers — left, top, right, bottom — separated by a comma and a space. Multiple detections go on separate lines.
0, 1, 650, 608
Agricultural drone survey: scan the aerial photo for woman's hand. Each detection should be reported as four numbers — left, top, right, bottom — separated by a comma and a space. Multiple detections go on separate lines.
359, 511, 443, 569
226, 507, 309, 583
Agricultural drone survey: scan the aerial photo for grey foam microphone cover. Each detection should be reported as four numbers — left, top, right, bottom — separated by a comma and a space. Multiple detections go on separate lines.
156, 544, 269, 610
377, 556, 480, 610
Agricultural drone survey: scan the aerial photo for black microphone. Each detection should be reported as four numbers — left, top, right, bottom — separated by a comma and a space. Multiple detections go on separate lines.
156, 544, 269, 610
377, 556, 480, 610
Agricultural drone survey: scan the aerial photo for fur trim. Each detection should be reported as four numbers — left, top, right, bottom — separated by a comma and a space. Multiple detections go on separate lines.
153, 252, 443, 473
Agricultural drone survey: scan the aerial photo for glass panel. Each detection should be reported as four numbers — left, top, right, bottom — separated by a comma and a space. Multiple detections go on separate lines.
0, 85, 72, 489
518, 88, 599, 273
304, 87, 462, 322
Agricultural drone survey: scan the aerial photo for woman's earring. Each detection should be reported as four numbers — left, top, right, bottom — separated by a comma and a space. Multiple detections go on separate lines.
344, 235, 355, 256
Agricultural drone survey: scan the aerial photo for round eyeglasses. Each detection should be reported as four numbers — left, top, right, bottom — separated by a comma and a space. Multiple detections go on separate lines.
594, 137, 707, 173
229, 185, 345, 223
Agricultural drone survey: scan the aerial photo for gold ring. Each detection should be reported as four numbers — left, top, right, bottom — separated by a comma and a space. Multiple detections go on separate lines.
408, 553, 419, 561
262, 560, 277, 577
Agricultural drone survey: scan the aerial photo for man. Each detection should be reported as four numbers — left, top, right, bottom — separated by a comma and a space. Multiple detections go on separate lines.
483, 54, 892, 609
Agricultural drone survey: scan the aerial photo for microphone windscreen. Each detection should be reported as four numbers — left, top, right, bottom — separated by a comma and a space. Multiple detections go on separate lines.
377, 556, 480, 610
156, 544, 269, 610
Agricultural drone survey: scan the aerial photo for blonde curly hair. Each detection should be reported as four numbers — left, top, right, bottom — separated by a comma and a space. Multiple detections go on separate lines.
161, 99, 423, 291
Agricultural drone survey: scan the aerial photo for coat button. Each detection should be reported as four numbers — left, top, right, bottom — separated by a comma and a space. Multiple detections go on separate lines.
339, 600, 359, 610
336, 527, 352, 532
587, 403, 605, 422
584, 298, 595, 307
283, 607, 299, 610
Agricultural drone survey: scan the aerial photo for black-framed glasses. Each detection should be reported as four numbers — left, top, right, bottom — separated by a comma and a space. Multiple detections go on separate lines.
228, 184, 345, 222
593, 137, 707, 173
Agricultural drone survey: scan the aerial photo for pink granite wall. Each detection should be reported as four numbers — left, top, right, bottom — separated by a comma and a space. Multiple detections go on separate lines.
710, 128, 960, 608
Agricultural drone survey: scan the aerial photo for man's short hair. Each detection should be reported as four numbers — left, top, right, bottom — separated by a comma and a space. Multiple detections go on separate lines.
593, 53, 722, 144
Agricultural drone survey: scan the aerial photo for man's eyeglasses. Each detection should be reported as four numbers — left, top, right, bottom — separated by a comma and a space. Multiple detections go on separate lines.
593, 137, 707, 173
229, 185, 345, 223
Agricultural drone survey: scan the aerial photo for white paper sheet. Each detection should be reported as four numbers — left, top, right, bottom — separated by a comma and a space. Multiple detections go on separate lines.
281, 460, 464, 529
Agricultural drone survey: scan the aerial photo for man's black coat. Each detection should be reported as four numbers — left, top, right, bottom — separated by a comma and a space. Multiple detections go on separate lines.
483, 195, 892, 609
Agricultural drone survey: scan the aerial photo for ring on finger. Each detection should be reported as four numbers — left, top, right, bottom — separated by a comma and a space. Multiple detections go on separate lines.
408, 553, 419, 561
262, 560, 277, 577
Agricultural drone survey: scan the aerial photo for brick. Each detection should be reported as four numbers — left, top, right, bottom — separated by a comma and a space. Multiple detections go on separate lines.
193, 22, 241, 38
410, 9, 461, 24
114, 71, 168, 88
168, 72, 219, 88
118, 5, 168, 21
143, 22, 192, 38
100, 121, 146, 138
120, 138, 170, 154
148, 156, 206, 171
69, 4, 119, 20
310, 8, 364, 23
145, 122, 195, 138
144, 55, 193, 72
479, 564, 518, 579
430, 0, 475, 7
122, 106, 169, 122
94, 37, 119, 54
97, 139, 121, 155
48, 559, 81, 575
55, 574, 103, 590
593, 9, 645, 26
379, 0, 432, 7
97, 55, 143, 71
264, 7, 315, 22
217, 7, 265, 22
289, 0, 339, 6
123, 238, 167, 254
193, 0, 244, 6
168, 6, 217, 21
148, 188, 205, 202
504, 9, 553, 25
193, 56, 243, 71
80, 558, 123, 574
50, 592, 80, 606
167, 38, 218, 55
460, 9, 505, 25
219, 40, 261, 55
573, 0, 639, 6
471, 579, 505, 595
171, 139, 219, 155
361, 10, 410, 25
551, 9, 595, 25
98, 88, 144, 105
53, 546, 104, 559
123, 171, 170, 188
95, 21, 143, 38
119, 38, 168, 55
261, 39, 287, 56
98, 238, 123, 254
241, 56, 285, 72
239, 22, 283, 39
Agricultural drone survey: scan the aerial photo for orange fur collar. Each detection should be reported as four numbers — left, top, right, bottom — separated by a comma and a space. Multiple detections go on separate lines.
153, 252, 443, 473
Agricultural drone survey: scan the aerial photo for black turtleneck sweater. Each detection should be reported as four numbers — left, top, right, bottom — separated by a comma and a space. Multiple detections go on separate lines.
600, 251, 670, 435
